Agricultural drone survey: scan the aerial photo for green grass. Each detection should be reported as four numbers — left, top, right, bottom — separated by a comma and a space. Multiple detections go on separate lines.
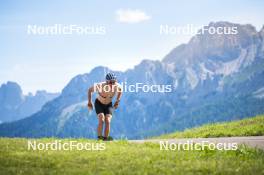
0, 138, 264, 175
1, 115, 264, 174
157, 115, 264, 139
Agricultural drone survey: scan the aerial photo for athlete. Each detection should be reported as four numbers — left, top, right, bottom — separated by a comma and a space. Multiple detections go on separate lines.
87, 73, 122, 141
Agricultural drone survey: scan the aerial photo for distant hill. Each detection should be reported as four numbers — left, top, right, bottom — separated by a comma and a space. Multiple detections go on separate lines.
156, 114, 264, 139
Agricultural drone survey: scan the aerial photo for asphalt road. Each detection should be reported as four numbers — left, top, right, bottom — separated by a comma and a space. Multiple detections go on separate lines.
128, 136, 264, 150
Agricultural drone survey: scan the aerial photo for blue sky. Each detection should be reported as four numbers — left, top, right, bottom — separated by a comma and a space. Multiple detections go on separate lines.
0, 0, 264, 94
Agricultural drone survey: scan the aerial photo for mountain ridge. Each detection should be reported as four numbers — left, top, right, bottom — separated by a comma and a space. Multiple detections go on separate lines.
0, 21, 263, 138
0, 81, 59, 122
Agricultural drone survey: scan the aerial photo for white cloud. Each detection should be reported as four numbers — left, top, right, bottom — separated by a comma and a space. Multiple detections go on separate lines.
116, 9, 151, 23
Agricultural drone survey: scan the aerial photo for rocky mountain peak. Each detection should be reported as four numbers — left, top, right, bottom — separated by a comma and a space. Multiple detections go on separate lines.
163, 22, 260, 65
0, 81, 23, 107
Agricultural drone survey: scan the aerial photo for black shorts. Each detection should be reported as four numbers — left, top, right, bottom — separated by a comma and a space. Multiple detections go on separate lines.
94, 98, 113, 115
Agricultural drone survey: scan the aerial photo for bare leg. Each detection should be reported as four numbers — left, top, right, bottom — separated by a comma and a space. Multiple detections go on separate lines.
97, 113, 105, 137
104, 114, 112, 137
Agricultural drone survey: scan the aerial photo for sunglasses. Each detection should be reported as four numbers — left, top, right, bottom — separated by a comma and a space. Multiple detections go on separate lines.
107, 80, 116, 84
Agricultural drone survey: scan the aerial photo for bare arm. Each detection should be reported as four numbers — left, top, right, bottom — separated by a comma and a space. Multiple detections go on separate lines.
87, 86, 95, 110
116, 90, 122, 102
88, 86, 95, 103
114, 86, 122, 109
